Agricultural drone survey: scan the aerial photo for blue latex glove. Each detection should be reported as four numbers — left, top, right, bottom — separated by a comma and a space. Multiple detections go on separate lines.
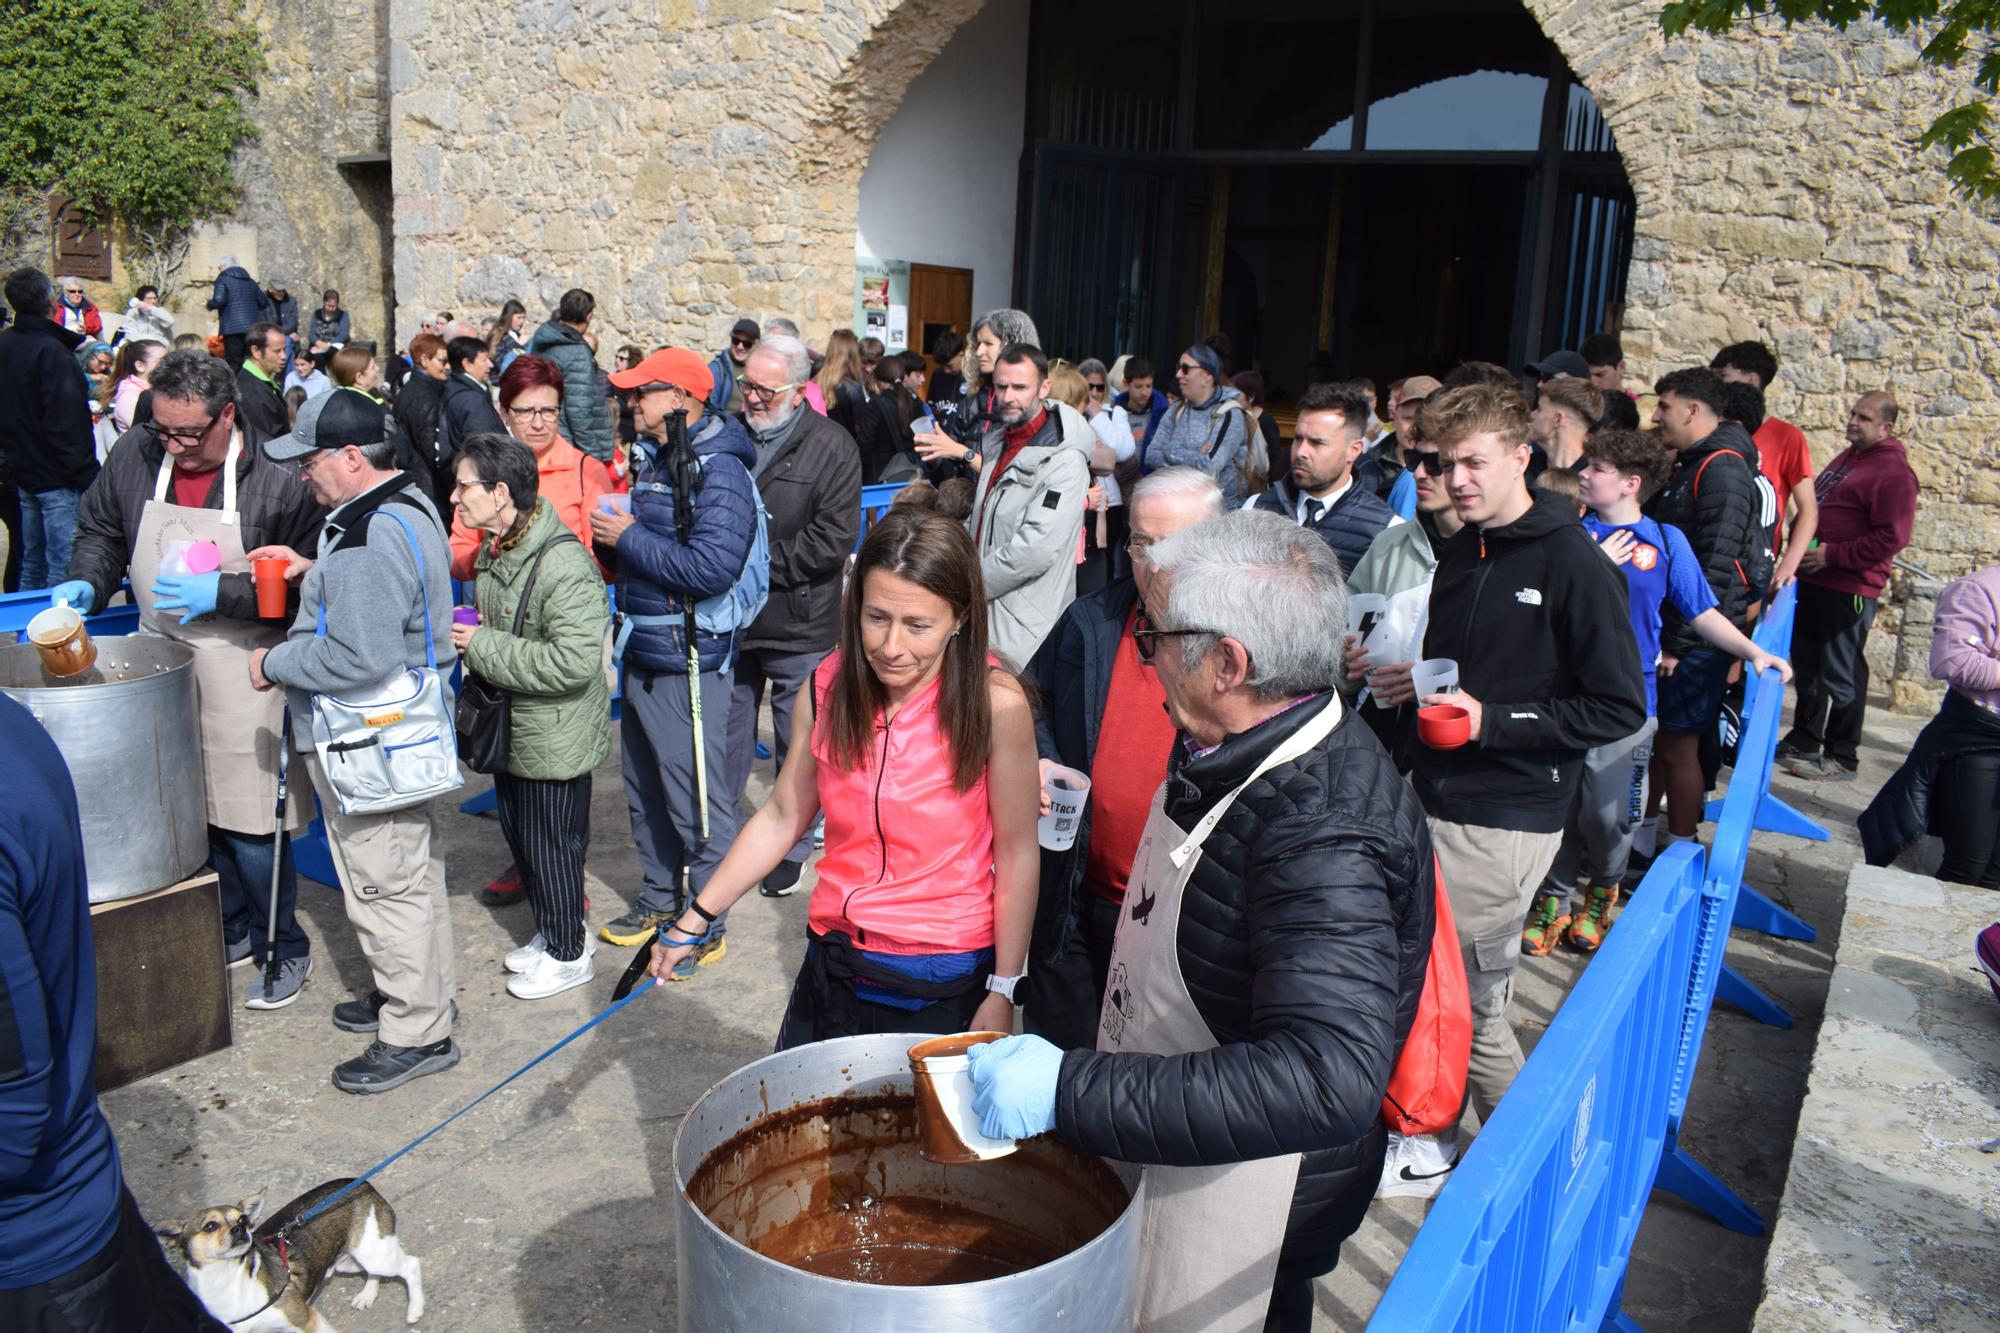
151, 571, 221, 625
967, 1034, 1062, 1141
48, 580, 95, 614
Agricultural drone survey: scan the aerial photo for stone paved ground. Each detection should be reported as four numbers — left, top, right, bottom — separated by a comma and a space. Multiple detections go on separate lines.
1750, 865, 2000, 1332
105, 697, 1928, 1331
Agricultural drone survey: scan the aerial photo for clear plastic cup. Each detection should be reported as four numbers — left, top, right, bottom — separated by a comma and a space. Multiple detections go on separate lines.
1412, 658, 1460, 701
1038, 764, 1090, 851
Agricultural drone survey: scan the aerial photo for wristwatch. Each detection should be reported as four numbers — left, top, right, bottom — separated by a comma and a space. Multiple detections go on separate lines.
961, 447, 976, 465
986, 973, 1030, 1005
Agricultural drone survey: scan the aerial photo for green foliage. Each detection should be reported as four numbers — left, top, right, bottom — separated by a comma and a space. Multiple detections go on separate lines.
1659, 0, 2000, 202
0, 0, 263, 278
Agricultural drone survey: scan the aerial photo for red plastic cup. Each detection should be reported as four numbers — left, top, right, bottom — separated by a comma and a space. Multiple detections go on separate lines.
1417, 704, 1472, 750
251, 557, 290, 618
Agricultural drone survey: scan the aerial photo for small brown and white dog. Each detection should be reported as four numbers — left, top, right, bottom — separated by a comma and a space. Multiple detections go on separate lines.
152, 1178, 424, 1331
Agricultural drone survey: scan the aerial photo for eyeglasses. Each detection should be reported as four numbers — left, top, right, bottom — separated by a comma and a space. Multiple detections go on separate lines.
292, 446, 354, 480
507, 405, 560, 422
146, 417, 218, 448
1132, 624, 1221, 665
450, 478, 495, 497
741, 379, 799, 403
1125, 534, 1160, 560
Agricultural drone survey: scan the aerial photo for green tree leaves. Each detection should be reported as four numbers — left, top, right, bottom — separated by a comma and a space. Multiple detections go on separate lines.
1659, 0, 2000, 202
0, 0, 264, 278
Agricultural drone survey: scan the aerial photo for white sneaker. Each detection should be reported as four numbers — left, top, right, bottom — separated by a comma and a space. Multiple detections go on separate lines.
504, 928, 595, 975
1377, 1131, 1459, 1200
507, 949, 596, 1000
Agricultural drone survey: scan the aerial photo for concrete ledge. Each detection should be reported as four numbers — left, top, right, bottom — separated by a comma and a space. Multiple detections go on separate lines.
1753, 865, 2000, 1332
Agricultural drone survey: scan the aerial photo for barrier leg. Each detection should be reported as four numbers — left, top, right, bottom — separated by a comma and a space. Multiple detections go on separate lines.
1715, 963, 1793, 1029
1597, 1272, 1645, 1332
1656, 1140, 1765, 1236
1707, 790, 1829, 841
459, 787, 499, 816
1732, 885, 1816, 942
292, 818, 340, 890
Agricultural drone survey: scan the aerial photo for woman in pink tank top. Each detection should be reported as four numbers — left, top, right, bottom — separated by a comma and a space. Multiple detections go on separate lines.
645, 496, 1041, 1046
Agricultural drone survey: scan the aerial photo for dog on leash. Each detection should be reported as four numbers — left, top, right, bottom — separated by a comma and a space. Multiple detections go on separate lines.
152, 1178, 424, 1330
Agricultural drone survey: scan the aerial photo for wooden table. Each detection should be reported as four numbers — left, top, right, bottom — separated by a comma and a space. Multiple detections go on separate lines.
90, 870, 232, 1092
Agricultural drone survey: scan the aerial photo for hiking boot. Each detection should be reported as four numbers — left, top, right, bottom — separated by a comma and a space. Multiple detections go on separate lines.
1788, 754, 1856, 782
600, 906, 675, 947
333, 990, 457, 1034
760, 859, 805, 898
243, 955, 312, 1011
1521, 894, 1571, 957
671, 935, 728, 981
332, 1039, 461, 1095
478, 865, 526, 907
1377, 1132, 1459, 1200
1567, 885, 1620, 952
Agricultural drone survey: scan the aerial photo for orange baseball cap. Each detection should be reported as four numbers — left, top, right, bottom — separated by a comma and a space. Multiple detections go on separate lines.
609, 346, 713, 399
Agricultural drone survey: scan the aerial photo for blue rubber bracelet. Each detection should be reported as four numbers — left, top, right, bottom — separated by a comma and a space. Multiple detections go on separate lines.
657, 928, 710, 949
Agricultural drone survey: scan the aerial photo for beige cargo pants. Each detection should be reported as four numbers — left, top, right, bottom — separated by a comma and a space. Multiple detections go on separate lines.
306, 754, 457, 1048
1429, 818, 1563, 1123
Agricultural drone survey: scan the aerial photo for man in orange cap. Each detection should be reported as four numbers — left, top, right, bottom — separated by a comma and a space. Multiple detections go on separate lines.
591, 347, 766, 975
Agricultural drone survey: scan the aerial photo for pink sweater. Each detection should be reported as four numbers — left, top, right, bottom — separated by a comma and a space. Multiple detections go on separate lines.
1931, 564, 2000, 711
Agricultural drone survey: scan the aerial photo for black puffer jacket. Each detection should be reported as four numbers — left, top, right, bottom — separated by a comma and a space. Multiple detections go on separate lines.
1646, 421, 1763, 657
1055, 693, 1435, 1277
1253, 472, 1397, 578
66, 424, 326, 621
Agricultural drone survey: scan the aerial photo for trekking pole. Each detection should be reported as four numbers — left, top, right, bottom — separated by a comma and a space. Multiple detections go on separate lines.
261, 709, 292, 998
664, 408, 710, 855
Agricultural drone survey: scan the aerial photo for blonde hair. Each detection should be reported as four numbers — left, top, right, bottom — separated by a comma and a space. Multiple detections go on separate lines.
329, 345, 374, 388
1046, 361, 1088, 410
1421, 382, 1532, 450
1532, 466, 1582, 507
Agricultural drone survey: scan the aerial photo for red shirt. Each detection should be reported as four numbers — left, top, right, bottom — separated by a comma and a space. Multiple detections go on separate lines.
975, 407, 1049, 545
170, 465, 222, 509
1753, 417, 1813, 554
1084, 608, 1178, 903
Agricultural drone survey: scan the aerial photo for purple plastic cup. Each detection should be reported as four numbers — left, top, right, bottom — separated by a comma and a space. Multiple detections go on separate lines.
453, 607, 480, 628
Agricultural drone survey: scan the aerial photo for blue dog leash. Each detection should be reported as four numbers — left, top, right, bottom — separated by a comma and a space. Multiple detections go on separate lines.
284, 964, 676, 1231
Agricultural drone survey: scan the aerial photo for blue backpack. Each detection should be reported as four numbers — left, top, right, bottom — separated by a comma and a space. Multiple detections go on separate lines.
616, 453, 769, 663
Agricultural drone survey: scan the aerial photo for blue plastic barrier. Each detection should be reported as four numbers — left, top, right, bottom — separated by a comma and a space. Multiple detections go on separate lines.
856, 482, 904, 551
1369, 584, 1828, 1329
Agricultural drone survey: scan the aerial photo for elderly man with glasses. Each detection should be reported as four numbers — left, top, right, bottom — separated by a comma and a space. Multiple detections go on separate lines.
722, 332, 860, 898
591, 346, 762, 971
972, 507, 1437, 1333
56, 350, 326, 1009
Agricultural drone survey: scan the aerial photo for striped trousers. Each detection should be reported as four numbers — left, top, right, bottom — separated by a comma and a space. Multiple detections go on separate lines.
495, 772, 593, 962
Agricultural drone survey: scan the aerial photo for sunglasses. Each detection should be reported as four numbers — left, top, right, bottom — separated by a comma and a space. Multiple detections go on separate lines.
731, 337, 756, 349
1412, 451, 1446, 477
1176, 362, 1202, 374
1087, 381, 1107, 393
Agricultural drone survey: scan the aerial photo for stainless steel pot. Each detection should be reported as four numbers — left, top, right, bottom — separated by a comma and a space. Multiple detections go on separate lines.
0, 636, 209, 902
674, 1033, 1144, 1331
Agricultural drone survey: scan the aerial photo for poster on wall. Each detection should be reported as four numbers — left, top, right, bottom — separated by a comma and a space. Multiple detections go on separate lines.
855, 256, 911, 352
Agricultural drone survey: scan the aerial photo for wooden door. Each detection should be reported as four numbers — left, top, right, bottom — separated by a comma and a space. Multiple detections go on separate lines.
907, 263, 972, 367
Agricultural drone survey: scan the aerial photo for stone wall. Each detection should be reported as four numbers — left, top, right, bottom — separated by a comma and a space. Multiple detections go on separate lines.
217, 0, 392, 345
381, 0, 1996, 704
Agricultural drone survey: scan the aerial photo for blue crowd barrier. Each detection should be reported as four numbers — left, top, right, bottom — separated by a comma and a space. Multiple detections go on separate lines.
1370, 584, 1829, 1330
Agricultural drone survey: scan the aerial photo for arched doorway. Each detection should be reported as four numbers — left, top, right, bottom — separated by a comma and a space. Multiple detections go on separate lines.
855, 0, 1632, 398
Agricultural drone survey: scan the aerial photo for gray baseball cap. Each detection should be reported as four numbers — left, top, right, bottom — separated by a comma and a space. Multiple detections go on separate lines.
262, 387, 386, 463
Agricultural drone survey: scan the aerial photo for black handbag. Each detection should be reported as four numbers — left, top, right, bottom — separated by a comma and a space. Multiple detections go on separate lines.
456, 531, 578, 775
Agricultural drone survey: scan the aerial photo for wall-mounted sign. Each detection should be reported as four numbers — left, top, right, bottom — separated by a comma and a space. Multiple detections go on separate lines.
855, 257, 911, 352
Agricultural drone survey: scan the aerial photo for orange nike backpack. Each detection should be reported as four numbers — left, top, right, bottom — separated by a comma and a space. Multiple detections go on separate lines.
1381, 856, 1472, 1136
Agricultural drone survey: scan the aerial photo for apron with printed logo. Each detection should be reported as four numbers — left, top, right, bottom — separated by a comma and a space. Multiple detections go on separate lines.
1098, 694, 1344, 1332
130, 436, 308, 835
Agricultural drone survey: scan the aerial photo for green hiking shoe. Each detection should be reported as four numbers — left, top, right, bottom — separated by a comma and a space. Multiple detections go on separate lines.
1522, 893, 1571, 957
1567, 885, 1620, 952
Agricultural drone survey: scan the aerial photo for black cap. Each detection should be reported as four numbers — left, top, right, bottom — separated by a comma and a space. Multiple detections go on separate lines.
262, 387, 386, 462
1525, 349, 1591, 381
730, 318, 760, 342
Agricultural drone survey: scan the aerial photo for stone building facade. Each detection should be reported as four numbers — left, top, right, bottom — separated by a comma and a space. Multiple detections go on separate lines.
229, 0, 1994, 704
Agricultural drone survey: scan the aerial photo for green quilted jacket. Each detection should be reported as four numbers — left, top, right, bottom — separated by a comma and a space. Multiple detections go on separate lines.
464, 499, 612, 780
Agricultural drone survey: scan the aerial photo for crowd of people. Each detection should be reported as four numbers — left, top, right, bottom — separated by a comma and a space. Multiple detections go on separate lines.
0, 252, 1975, 1330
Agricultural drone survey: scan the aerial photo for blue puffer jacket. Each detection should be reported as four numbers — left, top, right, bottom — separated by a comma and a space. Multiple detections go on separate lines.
207, 266, 272, 335
616, 412, 759, 674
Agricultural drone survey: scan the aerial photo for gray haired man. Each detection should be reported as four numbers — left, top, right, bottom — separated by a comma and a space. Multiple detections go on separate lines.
969, 508, 1435, 1331
725, 332, 861, 896
249, 389, 462, 1095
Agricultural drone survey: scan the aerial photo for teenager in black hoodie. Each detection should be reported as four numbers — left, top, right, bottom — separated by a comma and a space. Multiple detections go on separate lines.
1371, 382, 1645, 1197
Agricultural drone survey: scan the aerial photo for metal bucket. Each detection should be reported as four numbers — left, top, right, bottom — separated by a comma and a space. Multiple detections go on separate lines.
674, 1033, 1145, 1332
0, 636, 209, 902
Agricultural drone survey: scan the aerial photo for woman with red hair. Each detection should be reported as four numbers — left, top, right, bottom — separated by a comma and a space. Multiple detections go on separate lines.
449, 354, 614, 580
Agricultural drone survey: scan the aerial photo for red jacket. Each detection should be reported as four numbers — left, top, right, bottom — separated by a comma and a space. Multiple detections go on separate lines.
1803, 436, 1918, 599
57, 298, 102, 339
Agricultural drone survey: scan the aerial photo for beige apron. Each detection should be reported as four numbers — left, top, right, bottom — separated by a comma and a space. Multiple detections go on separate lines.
1098, 694, 1345, 1333
131, 436, 308, 835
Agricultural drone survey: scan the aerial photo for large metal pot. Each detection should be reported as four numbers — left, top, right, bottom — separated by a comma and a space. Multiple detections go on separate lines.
0, 636, 208, 902
674, 1033, 1144, 1332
